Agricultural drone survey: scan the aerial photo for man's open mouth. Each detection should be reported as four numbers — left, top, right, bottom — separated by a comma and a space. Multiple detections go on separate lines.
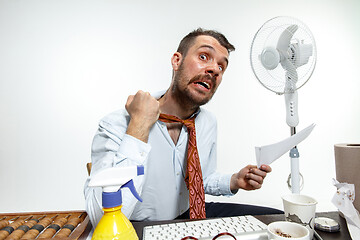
194, 81, 211, 89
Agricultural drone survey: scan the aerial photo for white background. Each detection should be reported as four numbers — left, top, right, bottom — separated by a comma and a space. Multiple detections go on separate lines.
1, 0, 359, 214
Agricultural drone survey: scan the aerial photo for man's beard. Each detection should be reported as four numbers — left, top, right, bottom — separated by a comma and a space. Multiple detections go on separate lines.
171, 63, 217, 108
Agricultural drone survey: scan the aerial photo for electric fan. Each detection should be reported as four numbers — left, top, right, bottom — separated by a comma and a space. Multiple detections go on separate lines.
250, 16, 317, 193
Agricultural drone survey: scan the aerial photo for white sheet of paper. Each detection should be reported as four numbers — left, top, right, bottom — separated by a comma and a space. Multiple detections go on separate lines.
255, 123, 315, 167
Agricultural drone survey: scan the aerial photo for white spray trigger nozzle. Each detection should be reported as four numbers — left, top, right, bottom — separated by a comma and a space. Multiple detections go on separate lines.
121, 179, 142, 202
89, 165, 144, 201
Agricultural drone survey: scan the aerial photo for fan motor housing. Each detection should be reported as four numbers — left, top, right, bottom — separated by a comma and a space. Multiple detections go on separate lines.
260, 47, 280, 70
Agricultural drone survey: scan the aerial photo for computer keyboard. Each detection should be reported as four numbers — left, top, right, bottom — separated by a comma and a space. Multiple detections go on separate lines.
142, 215, 268, 240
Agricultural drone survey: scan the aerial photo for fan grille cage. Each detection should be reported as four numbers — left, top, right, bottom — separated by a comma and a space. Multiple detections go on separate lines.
250, 16, 317, 94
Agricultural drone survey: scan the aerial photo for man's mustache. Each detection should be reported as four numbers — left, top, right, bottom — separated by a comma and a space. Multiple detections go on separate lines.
189, 74, 216, 87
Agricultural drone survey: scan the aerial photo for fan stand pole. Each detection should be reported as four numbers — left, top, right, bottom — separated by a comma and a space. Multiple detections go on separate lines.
290, 147, 300, 193
290, 127, 301, 193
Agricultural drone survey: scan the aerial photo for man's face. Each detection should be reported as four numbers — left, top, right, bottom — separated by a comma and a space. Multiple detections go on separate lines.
171, 35, 229, 107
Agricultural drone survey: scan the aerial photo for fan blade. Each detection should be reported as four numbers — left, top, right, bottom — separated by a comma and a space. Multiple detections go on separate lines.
277, 25, 299, 56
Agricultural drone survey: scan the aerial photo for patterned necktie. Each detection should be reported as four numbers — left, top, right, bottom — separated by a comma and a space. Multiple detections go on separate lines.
158, 113, 206, 219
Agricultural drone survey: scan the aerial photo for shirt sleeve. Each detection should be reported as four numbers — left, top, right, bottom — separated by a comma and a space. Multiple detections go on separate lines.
204, 172, 235, 196
202, 143, 234, 196
84, 112, 151, 228
200, 111, 235, 196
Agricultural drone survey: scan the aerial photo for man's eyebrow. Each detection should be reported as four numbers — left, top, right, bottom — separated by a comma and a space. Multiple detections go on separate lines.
198, 44, 215, 51
198, 44, 229, 66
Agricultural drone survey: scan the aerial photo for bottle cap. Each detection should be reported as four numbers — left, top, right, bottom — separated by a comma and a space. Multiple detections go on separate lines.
102, 189, 122, 208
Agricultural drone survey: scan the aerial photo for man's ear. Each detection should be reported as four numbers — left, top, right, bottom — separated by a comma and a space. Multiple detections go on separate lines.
171, 52, 182, 71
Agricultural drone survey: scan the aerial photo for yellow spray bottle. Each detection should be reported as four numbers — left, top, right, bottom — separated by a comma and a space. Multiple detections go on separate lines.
88, 165, 144, 240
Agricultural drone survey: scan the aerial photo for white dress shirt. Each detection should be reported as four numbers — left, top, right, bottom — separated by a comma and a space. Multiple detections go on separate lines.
84, 91, 234, 227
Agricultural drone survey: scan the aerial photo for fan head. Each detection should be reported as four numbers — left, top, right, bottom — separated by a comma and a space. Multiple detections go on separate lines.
250, 16, 317, 94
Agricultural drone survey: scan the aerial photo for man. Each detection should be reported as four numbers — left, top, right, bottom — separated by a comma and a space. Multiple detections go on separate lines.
84, 28, 282, 227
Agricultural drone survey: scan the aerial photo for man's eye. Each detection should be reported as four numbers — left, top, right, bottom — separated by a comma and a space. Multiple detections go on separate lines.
218, 65, 223, 71
199, 54, 207, 60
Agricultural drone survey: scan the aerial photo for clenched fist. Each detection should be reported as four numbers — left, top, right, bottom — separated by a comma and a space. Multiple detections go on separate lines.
125, 90, 160, 142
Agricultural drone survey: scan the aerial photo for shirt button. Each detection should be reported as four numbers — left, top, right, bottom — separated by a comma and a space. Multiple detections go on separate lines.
140, 152, 145, 157
176, 172, 180, 176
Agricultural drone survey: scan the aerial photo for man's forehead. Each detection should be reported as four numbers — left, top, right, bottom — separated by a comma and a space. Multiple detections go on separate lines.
192, 35, 229, 57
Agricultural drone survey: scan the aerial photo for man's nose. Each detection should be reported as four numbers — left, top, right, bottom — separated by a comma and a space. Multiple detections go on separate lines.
205, 62, 220, 77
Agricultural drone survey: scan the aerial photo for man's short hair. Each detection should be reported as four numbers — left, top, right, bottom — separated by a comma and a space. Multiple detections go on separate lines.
177, 28, 235, 57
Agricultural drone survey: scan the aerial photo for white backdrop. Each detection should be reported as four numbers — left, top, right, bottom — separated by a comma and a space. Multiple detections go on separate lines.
1, 0, 359, 214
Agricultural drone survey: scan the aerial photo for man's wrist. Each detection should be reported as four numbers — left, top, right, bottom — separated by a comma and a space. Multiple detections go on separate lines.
230, 173, 239, 191
126, 118, 152, 143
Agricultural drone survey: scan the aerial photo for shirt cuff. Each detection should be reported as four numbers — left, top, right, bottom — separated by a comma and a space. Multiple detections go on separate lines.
219, 173, 237, 196
115, 134, 151, 165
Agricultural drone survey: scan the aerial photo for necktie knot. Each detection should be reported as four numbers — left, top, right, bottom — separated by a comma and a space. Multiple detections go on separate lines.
182, 118, 195, 131
158, 113, 195, 129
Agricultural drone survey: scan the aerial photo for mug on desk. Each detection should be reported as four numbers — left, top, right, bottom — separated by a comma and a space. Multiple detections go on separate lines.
282, 194, 317, 239
267, 221, 310, 240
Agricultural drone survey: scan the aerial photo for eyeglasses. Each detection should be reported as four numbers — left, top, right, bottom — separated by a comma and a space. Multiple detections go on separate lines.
180, 232, 237, 240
